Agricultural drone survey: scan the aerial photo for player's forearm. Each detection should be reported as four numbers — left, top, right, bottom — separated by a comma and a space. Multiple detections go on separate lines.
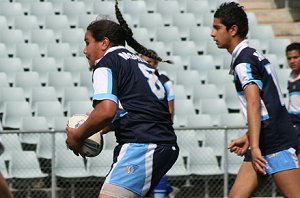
247, 97, 261, 149
77, 100, 117, 141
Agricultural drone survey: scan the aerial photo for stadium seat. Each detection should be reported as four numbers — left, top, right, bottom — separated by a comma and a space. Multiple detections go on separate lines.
31, 57, 58, 84
30, 2, 55, 27
15, 43, 41, 70
223, 83, 241, 112
173, 84, 188, 100
53, 116, 68, 131
19, 116, 49, 145
47, 71, 75, 99
0, 133, 23, 161
0, 57, 23, 84
14, 15, 39, 42
223, 150, 244, 175
45, 15, 70, 40
189, 26, 211, 55
176, 70, 202, 96
166, 153, 189, 177
61, 28, 85, 56
267, 38, 291, 67
67, 101, 93, 117
35, 101, 64, 129
156, 26, 181, 54
174, 99, 197, 117
30, 86, 59, 113
186, 0, 210, 25
0, 87, 27, 114
249, 25, 275, 52
171, 41, 198, 66
186, 114, 214, 128
248, 38, 263, 54
0, 158, 11, 179
55, 150, 90, 197
132, 27, 151, 43
0, 73, 10, 87
191, 84, 219, 110
47, 0, 70, 14
0, 29, 25, 56
207, 69, 233, 96
93, 1, 116, 21
175, 130, 202, 154
46, 43, 73, 70
122, 0, 147, 27
13, 71, 42, 99
0, 16, 9, 31
0, 43, 7, 58
62, 56, 89, 84
264, 53, 280, 70
139, 13, 164, 41
79, 71, 93, 98
30, 29, 56, 56
87, 149, 113, 178
77, 14, 97, 29
62, 1, 86, 27
0, 2, 24, 27
103, 132, 117, 150
2, 101, 32, 129
15, 0, 39, 14
188, 147, 223, 198
188, 55, 216, 83
219, 113, 247, 128
172, 13, 197, 40
62, 86, 91, 112
156, 1, 181, 26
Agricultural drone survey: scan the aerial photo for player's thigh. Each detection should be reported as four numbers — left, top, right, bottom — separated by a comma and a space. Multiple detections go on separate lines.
99, 183, 141, 198
272, 168, 300, 198
229, 161, 266, 198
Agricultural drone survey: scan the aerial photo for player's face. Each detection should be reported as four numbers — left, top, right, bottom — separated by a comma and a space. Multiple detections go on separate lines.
211, 18, 232, 51
83, 31, 105, 69
141, 55, 158, 69
287, 50, 300, 74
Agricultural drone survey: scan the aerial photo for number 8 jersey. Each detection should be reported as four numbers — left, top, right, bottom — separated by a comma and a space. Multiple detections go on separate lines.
92, 46, 176, 144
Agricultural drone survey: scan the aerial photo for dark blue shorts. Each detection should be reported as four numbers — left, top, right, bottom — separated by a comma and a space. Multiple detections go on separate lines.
104, 143, 179, 197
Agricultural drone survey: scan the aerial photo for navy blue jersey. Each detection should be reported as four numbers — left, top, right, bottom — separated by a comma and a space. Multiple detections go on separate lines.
157, 71, 175, 102
231, 40, 297, 155
288, 74, 300, 124
92, 46, 176, 144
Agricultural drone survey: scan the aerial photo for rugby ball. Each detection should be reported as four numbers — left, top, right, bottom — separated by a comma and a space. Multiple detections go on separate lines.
67, 114, 103, 157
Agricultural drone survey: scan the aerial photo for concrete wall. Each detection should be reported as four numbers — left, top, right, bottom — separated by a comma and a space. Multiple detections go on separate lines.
274, 0, 300, 21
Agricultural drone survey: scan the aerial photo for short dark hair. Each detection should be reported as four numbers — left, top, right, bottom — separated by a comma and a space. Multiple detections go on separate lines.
286, 42, 300, 55
214, 2, 248, 39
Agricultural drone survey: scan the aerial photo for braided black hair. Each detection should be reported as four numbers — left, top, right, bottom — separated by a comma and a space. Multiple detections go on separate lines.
114, 0, 172, 64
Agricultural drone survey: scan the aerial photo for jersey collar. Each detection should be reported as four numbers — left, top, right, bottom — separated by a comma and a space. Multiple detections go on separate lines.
95, 46, 126, 65
229, 40, 249, 74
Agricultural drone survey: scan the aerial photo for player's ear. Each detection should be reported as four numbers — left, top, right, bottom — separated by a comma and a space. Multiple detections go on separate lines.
101, 37, 111, 50
230, 25, 239, 37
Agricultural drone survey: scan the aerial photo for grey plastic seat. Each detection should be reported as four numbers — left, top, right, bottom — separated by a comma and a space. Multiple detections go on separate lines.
186, 0, 210, 25
0, 29, 25, 56
62, 1, 86, 27
67, 101, 93, 117
2, 101, 32, 129
13, 71, 42, 99
35, 101, 64, 129
30, 1, 55, 27
87, 149, 113, 178
62, 86, 91, 112
156, 1, 181, 26
60, 28, 85, 56
0, 2, 23, 27
139, 13, 164, 41
47, 71, 75, 99
46, 43, 73, 70
14, 15, 39, 41
188, 55, 216, 83
19, 116, 49, 145
15, 43, 41, 70
30, 86, 58, 113
0, 57, 23, 84
31, 57, 57, 85
0, 73, 10, 87
45, 14, 70, 40
31, 29, 56, 56
0, 133, 23, 162
0, 87, 27, 113
63, 56, 90, 84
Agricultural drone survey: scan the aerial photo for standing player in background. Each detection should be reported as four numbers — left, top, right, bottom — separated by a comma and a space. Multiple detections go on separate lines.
0, 141, 13, 198
211, 2, 300, 197
141, 51, 179, 198
286, 42, 300, 163
141, 49, 175, 121
65, 1, 179, 198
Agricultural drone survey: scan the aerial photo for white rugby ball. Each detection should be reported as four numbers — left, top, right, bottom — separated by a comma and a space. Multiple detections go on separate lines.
67, 114, 103, 157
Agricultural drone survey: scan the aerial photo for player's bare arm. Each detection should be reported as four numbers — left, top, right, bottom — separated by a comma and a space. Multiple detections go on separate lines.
66, 100, 117, 155
244, 83, 267, 175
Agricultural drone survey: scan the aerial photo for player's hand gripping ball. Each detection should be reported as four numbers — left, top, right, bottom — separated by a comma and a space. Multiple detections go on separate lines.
67, 114, 103, 157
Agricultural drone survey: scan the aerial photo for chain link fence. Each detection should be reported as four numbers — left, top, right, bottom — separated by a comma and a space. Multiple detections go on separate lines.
0, 127, 283, 198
